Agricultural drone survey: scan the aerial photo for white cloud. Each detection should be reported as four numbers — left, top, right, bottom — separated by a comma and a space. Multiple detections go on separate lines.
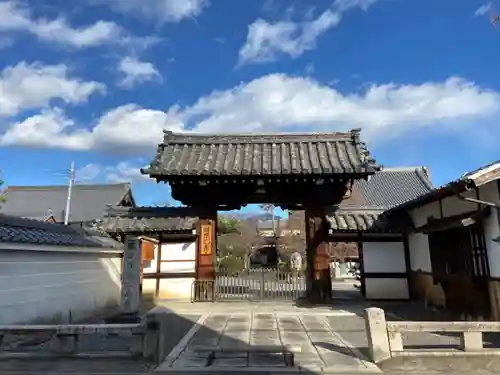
0, 1, 157, 49
104, 162, 149, 183
1, 104, 182, 152
474, 2, 492, 17
238, 0, 381, 66
2, 74, 499, 152
76, 163, 101, 182
0, 107, 93, 149
0, 62, 105, 117
76, 161, 149, 183
333, 0, 379, 12
99, 0, 210, 23
117, 56, 161, 89
238, 10, 341, 65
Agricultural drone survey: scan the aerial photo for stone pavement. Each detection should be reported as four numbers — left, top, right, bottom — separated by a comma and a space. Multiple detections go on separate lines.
156, 312, 380, 373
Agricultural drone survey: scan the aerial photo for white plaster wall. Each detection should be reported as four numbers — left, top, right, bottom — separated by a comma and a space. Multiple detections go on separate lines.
440, 190, 479, 218
0, 250, 122, 325
363, 242, 406, 273
365, 278, 409, 299
407, 182, 500, 275
161, 242, 196, 262
408, 233, 432, 272
142, 242, 196, 274
408, 203, 438, 273
363, 242, 409, 299
480, 183, 500, 277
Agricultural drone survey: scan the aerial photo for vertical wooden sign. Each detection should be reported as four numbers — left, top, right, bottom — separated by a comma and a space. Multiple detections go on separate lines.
121, 236, 141, 313
200, 224, 213, 255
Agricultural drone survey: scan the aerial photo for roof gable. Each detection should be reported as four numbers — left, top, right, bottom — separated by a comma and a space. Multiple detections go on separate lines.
0, 183, 134, 223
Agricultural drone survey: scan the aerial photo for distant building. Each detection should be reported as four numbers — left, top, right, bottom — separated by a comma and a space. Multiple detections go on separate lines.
0, 183, 135, 226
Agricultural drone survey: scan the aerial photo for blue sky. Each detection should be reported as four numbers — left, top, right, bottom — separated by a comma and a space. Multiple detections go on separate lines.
0, 0, 499, 214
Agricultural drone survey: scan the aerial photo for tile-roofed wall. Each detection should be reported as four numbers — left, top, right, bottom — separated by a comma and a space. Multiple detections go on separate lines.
99, 206, 200, 234
0, 214, 119, 248
326, 167, 433, 233
0, 184, 133, 223
326, 209, 398, 233
142, 130, 380, 177
339, 167, 434, 209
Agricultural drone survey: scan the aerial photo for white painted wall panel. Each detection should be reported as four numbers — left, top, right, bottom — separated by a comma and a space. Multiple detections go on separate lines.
157, 278, 194, 300
440, 190, 479, 218
160, 261, 195, 273
410, 201, 440, 227
363, 242, 406, 273
408, 233, 432, 272
365, 278, 409, 300
0, 250, 122, 325
160, 242, 196, 261
480, 183, 500, 277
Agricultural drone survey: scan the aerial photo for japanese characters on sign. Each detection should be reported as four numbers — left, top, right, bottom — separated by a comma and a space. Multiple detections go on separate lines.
121, 236, 141, 313
200, 223, 213, 255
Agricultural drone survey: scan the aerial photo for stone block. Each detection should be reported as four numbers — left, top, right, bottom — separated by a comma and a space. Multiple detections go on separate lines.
460, 331, 483, 351
364, 307, 391, 363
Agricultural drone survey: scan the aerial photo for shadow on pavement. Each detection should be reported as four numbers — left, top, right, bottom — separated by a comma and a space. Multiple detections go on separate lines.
0, 299, 326, 375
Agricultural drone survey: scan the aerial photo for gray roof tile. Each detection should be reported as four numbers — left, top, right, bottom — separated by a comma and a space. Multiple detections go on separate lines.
0, 214, 120, 248
141, 130, 380, 177
326, 209, 397, 232
339, 167, 434, 209
99, 206, 200, 234
326, 167, 433, 233
0, 184, 133, 223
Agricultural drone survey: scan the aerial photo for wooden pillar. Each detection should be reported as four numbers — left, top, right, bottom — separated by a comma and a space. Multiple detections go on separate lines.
305, 207, 331, 302
195, 210, 217, 301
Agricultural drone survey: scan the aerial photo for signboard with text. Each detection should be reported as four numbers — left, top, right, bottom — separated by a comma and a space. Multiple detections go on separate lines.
121, 236, 141, 313
200, 224, 213, 255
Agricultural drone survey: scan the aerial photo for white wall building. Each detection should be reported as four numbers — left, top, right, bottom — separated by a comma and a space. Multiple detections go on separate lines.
386, 161, 500, 319
0, 215, 123, 325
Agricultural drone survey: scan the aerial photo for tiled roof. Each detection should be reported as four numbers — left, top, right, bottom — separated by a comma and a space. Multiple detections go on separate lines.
0, 214, 120, 248
0, 184, 134, 223
326, 209, 398, 233
339, 167, 434, 209
387, 160, 500, 214
325, 167, 433, 233
99, 206, 200, 234
141, 129, 380, 177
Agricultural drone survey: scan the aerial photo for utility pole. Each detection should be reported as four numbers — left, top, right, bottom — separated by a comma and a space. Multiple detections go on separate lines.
64, 162, 75, 226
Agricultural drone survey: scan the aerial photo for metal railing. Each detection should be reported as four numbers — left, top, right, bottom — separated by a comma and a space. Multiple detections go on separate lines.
215, 267, 306, 301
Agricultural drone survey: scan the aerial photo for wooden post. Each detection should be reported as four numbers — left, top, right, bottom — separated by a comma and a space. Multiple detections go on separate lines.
305, 207, 331, 302
195, 210, 217, 301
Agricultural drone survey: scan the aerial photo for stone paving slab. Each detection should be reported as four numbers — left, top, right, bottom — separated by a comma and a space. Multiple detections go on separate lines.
159, 312, 380, 373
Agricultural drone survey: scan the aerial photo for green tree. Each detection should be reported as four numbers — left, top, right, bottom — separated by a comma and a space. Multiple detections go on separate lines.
217, 216, 240, 235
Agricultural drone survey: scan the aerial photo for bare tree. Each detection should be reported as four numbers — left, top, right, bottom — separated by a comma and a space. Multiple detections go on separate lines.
328, 242, 358, 262
259, 204, 276, 235
218, 218, 266, 258
277, 233, 306, 256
